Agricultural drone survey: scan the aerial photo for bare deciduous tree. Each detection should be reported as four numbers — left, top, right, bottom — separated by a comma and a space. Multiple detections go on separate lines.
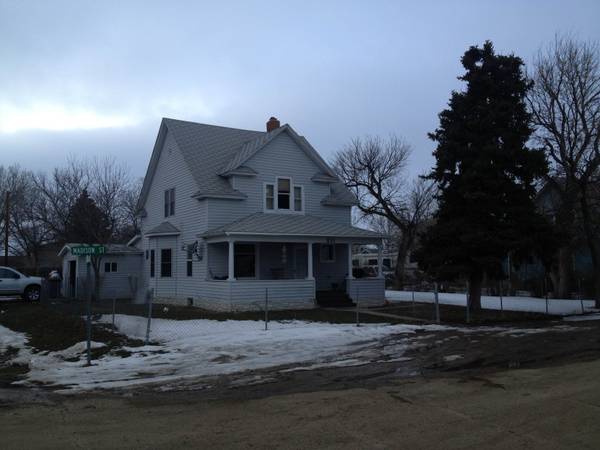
0, 166, 54, 271
33, 156, 91, 242
334, 136, 436, 287
529, 36, 600, 304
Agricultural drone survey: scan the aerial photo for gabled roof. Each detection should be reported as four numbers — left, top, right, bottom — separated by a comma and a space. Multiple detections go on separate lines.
145, 221, 181, 237
218, 124, 338, 178
200, 212, 383, 240
136, 118, 355, 210
137, 118, 264, 210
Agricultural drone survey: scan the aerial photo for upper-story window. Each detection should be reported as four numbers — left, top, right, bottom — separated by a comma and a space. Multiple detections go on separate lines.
164, 188, 175, 217
265, 177, 303, 213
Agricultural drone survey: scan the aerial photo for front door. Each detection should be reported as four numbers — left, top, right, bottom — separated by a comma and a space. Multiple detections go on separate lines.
68, 260, 77, 297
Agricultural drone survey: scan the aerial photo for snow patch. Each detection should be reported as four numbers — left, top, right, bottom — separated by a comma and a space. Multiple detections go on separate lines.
386, 290, 597, 316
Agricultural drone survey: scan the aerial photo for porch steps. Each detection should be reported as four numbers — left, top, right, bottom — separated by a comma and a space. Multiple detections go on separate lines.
316, 290, 355, 308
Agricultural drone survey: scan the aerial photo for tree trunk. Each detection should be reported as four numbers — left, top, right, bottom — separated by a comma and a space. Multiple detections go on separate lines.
579, 194, 600, 307
468, 270, 483, 311
394, 233, 413, 289
556, 246, 572, 299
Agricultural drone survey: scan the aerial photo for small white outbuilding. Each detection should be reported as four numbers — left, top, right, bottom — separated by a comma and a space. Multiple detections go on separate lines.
59, 242, 143, 300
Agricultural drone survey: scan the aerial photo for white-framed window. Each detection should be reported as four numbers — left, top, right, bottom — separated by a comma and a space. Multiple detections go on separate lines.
320, 244, 336, 263
104, 262, 118, 273
164, 188, 175, 217
264, 178, 303, 213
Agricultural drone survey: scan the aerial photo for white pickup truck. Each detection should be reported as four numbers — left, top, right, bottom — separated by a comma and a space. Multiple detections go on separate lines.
0, 266, 42, 301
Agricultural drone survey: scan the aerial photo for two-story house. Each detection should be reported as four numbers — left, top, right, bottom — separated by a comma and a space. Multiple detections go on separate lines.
136, 117, 385, 311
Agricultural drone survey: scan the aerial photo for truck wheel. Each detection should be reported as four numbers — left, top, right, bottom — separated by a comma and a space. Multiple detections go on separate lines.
23, 285, 41, 302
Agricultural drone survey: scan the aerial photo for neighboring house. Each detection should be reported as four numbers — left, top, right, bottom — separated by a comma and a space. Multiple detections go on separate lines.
59, 243, 143, 300
136, 116, 385, 311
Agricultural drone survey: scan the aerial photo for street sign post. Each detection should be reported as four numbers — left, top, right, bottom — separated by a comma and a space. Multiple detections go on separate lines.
71, 245, 106, 256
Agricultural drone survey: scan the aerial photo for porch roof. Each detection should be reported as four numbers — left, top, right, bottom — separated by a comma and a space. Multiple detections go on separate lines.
145, 221, 181, 237
200, 212, 384, 240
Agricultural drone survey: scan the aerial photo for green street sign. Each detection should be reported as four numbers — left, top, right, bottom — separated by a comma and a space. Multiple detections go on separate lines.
71, 245, 106, 256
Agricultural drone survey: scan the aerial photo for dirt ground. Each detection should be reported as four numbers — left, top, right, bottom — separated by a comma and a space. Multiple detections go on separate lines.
2, 300, 600, 449
1, 357, 600, 449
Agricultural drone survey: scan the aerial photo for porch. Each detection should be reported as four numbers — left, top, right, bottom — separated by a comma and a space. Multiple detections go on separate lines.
204, 239, 386, 310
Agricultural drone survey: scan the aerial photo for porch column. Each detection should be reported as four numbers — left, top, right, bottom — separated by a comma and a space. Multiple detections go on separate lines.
306, 242, 314, 280
377, 239, 384, 278
347, 242, 354, 279
228, 239, 235, 281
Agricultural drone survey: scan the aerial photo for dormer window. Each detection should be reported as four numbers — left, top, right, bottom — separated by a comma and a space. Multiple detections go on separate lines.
265, 177, 303, 213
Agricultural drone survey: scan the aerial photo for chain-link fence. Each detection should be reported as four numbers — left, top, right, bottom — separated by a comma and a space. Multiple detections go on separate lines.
388, 278, 596, 323
39, 283, 389, 366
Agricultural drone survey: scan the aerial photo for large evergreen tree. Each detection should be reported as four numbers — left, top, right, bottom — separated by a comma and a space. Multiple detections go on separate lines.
416, 41, 551, 310
66, 189, 111, 243
66, 189, 110, 300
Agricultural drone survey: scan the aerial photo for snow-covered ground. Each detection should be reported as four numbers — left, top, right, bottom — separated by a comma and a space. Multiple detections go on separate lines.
386, 290, 597, 316
1, 314, 587, 392
1, 317, 452, 392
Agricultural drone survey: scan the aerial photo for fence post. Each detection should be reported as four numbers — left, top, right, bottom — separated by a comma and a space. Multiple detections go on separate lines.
434, 282, 440, 324
85, 263, 92, 366
112, 294, 116, 331
411, 289, 415, 315
145, 288, 153, 345
499, 280, 504, 315
265, 288, 269, 331
579, 279, 584, 314
544, 275, 549, 315
356, 286, 360, 327
466, 280, 470, 324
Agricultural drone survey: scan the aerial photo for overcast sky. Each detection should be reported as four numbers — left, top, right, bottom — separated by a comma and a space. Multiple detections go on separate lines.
1, 0, 599, 178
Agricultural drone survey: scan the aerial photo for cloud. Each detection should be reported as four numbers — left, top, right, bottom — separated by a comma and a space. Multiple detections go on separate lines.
0, 101, 138, 133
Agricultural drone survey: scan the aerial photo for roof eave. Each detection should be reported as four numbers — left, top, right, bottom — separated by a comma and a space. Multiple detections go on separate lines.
144, 231, 181, 238
199, 230, 384, 240
192, 191, 247, 201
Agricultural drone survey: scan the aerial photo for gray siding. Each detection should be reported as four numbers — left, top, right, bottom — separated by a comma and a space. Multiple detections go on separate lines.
229, 279, 315, 311
61, 252, 142, 300
139, 130, 208, 303
207, 133, 351, 229
207, 242, 228, 278
99, 255, 142, 299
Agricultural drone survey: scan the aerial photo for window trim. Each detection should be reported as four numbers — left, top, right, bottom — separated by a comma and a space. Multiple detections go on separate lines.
263, 177, 304, 214
293, 185, 304, 212
164, 188, 175, 217
264, 182, 275, 210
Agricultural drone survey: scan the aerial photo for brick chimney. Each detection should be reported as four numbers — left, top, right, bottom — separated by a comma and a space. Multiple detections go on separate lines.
266, 116, 280, 132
